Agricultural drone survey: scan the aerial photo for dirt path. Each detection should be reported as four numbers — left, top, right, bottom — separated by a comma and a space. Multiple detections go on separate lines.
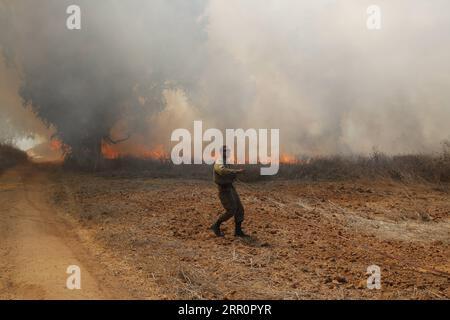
0, 165, 128, 299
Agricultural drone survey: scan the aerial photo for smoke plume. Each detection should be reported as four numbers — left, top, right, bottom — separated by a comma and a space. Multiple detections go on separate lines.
1, 0, 449, 161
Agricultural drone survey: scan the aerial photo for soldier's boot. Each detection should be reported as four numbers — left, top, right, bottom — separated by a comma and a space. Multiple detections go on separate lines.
210, 221, 225, 237
234, 221, 249, 238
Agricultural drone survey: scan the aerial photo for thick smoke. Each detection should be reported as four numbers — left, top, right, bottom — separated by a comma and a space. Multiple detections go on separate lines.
1, 0, 449, 160
0, 0, 207, 164
0, 54, 51, 144
202, 0, 450, 155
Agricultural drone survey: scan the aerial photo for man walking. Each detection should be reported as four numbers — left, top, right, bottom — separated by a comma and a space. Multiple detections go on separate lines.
210, 145, 249, 237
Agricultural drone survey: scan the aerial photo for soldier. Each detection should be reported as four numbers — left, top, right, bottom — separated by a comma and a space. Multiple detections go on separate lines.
210, 145, 249, 237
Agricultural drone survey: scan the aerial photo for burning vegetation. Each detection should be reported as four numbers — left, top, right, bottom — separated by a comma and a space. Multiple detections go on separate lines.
1, 0, 207, 169
2, 1, 450, 170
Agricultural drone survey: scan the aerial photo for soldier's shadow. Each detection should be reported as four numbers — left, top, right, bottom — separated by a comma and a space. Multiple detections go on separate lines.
235, 235, 270, 248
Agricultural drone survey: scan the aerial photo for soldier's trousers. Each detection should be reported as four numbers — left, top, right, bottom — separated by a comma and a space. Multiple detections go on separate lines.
216, 184, 244, 224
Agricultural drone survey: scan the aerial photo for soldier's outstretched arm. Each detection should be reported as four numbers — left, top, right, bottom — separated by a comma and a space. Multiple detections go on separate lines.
214, 164, 244, 176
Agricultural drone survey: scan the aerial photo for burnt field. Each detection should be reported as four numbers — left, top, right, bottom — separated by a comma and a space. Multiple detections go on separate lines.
1, 147, 449, 299
44, 154, 450, 300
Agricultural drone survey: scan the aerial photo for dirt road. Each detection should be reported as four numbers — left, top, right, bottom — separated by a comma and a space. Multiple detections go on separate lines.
0, 165, 130, 299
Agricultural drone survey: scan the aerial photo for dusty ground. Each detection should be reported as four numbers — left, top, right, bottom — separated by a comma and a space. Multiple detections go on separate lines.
0, 165, 132, 299
0, 164, 449, 299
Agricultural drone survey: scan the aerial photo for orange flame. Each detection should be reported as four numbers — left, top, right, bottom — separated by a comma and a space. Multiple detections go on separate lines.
101, 142, 120, 159
50, 139, 63, 151
280, 153, 298, 164
101, 133, 298, 165
101, 140, 169, 161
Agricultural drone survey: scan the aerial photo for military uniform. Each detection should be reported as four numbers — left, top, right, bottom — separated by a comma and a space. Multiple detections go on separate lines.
211, 158, 248, 237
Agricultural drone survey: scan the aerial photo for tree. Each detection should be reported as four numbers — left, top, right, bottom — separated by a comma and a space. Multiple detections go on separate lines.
1, 0, 207, 169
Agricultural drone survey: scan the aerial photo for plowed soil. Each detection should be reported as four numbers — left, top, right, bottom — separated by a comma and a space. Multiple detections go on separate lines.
1, 164, 449, 299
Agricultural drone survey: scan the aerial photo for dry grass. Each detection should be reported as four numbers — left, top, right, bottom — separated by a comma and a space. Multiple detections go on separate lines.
88, 143, 450, 185
279, 150, 450, 183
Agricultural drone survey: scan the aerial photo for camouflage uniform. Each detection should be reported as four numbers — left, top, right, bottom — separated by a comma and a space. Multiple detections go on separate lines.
211, 161, 247, 236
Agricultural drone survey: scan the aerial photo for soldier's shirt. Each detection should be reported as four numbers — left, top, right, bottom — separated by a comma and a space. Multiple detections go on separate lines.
213, 158, 245, 223
213, 158, 241, 185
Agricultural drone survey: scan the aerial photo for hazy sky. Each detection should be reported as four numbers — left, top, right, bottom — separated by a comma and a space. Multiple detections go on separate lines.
1, 0, 449, 156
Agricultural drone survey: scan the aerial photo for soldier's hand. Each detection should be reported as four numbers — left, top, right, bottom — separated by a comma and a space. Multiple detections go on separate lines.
237, 169, 245, 173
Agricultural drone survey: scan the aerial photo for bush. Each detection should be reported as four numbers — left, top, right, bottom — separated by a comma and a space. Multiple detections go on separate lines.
0, 144, 29, 173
